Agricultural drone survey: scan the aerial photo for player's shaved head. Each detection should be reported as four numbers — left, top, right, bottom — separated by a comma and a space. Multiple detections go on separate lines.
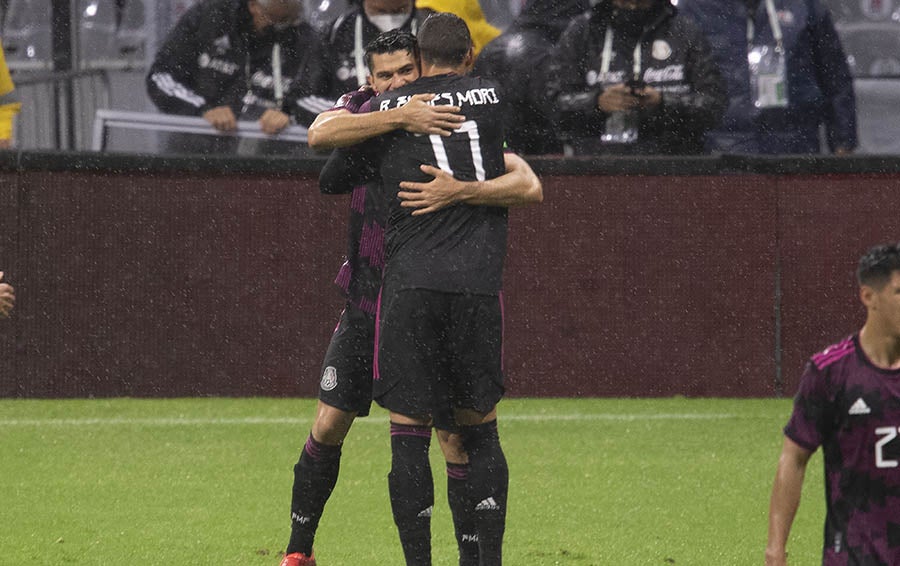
417, 12, 473, 67
857, 242, 900, 289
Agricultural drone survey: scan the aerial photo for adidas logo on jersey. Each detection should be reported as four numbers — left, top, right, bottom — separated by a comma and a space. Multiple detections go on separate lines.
849, 398, 871, 415
475, 497, 500, 511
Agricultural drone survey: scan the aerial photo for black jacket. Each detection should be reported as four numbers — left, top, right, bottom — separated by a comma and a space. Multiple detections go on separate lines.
323, 7, 427, 98
146, 0, 333, 126
548, 0, 727, 155
473, 0, 590, 154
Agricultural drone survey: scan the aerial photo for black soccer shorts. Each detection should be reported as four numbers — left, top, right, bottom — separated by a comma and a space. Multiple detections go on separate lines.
374, 288, 505, 428
318, 302, 376, 417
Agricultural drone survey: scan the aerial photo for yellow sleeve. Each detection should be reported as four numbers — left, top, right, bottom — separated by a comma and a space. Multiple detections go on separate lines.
0, 44, 15, 97
0, 44, 21, 140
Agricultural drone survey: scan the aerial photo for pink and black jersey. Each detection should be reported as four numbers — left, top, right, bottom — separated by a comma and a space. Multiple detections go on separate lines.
323, 88, 386, 315
785, 334, 900, 565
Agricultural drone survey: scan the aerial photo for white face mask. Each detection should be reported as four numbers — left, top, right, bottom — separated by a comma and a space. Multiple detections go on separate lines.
368, 13, 409, 32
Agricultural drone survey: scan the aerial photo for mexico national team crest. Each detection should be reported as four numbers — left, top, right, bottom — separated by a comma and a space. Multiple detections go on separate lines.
321, 366, 338, 391
861, 0, 893, 20
652, 40, 672, 60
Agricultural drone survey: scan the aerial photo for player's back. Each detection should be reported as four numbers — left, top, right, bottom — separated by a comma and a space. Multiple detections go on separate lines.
372, 73, 508, 295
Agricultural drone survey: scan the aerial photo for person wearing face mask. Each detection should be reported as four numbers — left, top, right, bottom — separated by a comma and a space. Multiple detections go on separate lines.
548, 0, 727, 156
147, 0, 333, 147
678, 0, 857, 155
322, 0, 429, 97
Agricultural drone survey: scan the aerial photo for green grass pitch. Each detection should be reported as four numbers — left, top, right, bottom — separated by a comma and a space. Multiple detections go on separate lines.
0, 397, 825, 565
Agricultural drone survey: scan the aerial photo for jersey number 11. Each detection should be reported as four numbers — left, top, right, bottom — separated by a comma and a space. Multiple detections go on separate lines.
429, 120, 485, 182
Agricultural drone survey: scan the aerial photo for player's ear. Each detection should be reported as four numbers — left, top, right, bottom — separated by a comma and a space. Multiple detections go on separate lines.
463, 47, 475, 71
860, 284, 876, 309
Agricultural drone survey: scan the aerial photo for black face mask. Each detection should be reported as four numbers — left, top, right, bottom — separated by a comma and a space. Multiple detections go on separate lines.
611, 7, 656, 36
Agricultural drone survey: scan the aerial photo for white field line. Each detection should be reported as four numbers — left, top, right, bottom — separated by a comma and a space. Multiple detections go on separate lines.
0, 413, 745, 426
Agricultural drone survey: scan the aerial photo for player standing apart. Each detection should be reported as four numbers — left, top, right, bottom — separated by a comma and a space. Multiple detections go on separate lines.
766, 242, 900, 565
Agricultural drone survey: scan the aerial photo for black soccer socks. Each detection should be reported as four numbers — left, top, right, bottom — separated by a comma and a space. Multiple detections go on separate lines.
447, 462, 480, 566
388, 422, 434, 566
461, 420, 508, 566
286, 433, 342, 556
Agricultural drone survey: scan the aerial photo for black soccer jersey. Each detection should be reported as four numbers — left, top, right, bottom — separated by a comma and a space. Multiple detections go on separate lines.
370, 73, 509, 295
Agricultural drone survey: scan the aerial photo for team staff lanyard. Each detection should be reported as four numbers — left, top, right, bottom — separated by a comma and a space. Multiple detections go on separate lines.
600, 26, 642, 82
354, 14, 419, 87
241, 42, 285, 114
599, 27, 642, 144
746, 0, 784, 52
746, 0, 788, 108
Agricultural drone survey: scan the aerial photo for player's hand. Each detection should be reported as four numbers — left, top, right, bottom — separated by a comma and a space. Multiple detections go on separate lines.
203, 106, 238, 132
398, 164, 466, 216
0, 271, 15, 318
259, 109, 291, 135
0, 138, 12, 149
398, 93, 465, 137
597, 84, 642, 113
764, 548, 788, 566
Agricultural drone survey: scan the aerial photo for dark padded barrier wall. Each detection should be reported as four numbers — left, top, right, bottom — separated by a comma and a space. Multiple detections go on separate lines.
2, 152, 900, 398
778, 174, 900, 395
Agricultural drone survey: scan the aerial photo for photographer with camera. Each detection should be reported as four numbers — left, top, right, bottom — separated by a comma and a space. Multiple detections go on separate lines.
548, 0, 727, 156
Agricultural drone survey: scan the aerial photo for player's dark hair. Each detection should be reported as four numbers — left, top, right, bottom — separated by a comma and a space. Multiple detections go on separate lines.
365, 30, 419, 71
857, 242, 900, 288
416, 12, 473, 67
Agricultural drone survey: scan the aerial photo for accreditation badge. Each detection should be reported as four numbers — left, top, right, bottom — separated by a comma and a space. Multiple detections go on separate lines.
748, 45, 788, 109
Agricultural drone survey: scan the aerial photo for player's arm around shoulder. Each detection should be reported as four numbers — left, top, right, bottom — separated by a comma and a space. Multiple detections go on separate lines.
307, 107, 355, 151
307, 93, 464, 151
397, 153, 542, 216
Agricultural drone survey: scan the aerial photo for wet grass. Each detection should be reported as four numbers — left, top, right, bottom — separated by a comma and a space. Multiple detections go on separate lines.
0, 397, 824, 565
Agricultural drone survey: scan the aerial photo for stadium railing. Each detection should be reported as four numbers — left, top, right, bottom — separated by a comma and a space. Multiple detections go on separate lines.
91, 109, 310, 152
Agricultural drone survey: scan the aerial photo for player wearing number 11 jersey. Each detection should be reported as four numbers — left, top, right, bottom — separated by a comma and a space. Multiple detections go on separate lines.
372, 68, 507, 298
767, 242, 900, 566
321, 13, 513, 565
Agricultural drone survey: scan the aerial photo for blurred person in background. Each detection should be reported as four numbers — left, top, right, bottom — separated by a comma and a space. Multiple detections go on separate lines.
766, 242, 900, 566
474, 0, 589, 154
147, 0, 332, 137
414, 0, 501, 55
0, 44, 22, 149
0, 272, 14, 318
679, 0, 857, 154
0, 47, 19, 319
548, 0, 726, 156
323, 0, 427, 97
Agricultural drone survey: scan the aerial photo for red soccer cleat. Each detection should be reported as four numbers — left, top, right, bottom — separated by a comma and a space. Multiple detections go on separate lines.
279, 552, 316, 566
